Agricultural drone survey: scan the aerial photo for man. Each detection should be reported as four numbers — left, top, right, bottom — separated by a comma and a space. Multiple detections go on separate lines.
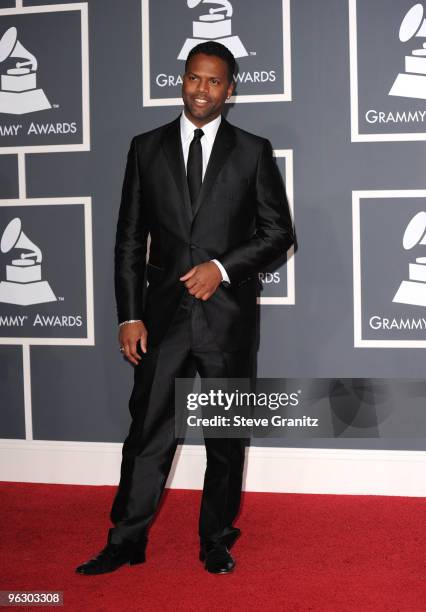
76, 41, 294, 576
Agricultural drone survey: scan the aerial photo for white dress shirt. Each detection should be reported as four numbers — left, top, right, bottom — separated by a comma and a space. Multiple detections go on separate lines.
180, 112, 230, 284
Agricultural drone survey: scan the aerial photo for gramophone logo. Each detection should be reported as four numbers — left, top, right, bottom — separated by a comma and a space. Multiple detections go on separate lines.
0, 218, 56, 306
0, 26, 51, 115
349, 0, 426, 140
352, 191, 426, 347
143, 0, 291, 105
389, 4, 426, 100
177, 0, 248, 60
393, 211, 426, 307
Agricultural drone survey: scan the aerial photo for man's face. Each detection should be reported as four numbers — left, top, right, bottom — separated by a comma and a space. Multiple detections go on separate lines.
182, 53, 234, 127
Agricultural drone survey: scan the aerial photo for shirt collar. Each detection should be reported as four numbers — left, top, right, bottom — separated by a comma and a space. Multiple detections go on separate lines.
180, 112, 222, 144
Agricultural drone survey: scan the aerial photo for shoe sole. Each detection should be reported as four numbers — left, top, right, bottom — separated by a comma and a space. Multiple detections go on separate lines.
206, 563, 236, 575
76, 555, 145, 575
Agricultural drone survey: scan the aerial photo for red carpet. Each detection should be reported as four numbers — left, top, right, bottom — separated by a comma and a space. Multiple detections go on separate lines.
0, 482, 425, 611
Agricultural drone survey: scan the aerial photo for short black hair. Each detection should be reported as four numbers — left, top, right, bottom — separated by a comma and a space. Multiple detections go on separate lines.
185, 41, 236, 84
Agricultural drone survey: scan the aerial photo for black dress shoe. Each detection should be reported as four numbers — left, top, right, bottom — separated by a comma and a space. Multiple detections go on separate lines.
202, 544, 235, 574
199, 526, 241, 562
75, 543, 146, 575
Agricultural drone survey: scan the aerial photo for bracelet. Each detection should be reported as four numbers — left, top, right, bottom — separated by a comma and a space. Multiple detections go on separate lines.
118, 319, 142, 327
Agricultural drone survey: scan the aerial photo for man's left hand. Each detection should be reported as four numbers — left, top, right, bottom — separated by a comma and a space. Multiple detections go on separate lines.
180, 261, 222, 300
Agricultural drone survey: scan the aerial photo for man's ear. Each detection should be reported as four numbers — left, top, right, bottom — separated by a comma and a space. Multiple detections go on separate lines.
227, 80, 235, 99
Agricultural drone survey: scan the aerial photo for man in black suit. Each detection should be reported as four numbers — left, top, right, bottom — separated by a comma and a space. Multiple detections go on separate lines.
76, 41, 294, 576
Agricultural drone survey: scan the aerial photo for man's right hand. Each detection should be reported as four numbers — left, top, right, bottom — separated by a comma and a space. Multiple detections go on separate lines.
119, 321, 147, 365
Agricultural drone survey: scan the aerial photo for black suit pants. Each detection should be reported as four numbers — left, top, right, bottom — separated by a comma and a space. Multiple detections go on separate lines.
109, 293, 253, 548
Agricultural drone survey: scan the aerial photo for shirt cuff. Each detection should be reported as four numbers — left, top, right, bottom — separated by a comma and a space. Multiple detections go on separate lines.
211, 259, 230, 284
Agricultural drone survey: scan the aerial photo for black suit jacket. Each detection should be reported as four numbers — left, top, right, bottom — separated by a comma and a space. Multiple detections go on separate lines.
115, 115, 294, 351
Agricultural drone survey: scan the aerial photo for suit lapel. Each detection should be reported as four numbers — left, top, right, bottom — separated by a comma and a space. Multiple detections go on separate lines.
192, 118, 236, 221
161, 117, 193, 223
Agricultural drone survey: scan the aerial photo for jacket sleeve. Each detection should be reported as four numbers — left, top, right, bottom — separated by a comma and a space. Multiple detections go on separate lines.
219, 139, 294, 284
114, 137, 149, 324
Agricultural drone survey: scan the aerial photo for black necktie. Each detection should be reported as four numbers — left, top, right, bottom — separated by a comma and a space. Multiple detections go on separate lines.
187, 128, 204, 211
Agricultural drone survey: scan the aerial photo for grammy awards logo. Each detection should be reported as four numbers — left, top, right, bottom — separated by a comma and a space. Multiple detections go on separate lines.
393, 212, 426, 307
389, 3, 426, 100
0, 26, 51, 115
0, 218, 56, 305
177, 0, 248, 61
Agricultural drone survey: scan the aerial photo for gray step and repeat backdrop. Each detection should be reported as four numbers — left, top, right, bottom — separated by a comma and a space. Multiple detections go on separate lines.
0, 0, 426, 452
